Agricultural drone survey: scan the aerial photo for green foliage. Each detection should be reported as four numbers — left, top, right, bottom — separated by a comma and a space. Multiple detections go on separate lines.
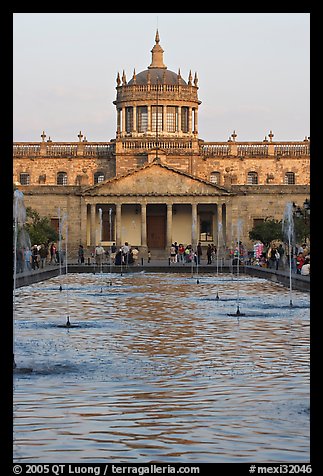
249, 218, 283, 248
293, 216, 310, 243
25, 207, 59, 245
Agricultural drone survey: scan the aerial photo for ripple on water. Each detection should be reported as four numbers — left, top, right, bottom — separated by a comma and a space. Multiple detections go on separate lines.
13, 273, 310, 463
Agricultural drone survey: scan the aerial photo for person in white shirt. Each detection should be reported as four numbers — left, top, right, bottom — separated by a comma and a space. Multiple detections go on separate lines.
301, 258, 310, 276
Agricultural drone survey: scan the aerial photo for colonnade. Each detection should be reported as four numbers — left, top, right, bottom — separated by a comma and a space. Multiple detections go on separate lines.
86, 200, 228, 250
116, 105, 198, 135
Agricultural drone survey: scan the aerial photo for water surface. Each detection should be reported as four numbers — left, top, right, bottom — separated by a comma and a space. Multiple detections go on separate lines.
13, 272, 310, 463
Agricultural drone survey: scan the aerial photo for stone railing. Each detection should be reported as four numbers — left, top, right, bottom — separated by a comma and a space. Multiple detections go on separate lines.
121, 140, 193, 150
13, 140, 310, 158
274, 144, 310, 156
200, 141, 310, 158
116, 83, 199, 102
13, 142, 115, 158
13, 144, 41, 157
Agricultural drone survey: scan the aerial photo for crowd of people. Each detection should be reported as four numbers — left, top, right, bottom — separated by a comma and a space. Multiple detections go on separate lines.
14, 239, 310, 277
14, 241, 66, 273
250, 241, 310, 276
169, 242, 218, 265
92, 242, 140, 267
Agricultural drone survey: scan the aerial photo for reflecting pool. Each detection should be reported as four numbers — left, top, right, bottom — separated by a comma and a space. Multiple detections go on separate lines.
13, 272, 310, 463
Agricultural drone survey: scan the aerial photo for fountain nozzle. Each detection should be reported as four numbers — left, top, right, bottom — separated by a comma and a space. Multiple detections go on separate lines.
66, 316, 71, 327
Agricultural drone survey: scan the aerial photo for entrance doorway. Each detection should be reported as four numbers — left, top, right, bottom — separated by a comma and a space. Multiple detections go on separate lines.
147, 215, 166, 249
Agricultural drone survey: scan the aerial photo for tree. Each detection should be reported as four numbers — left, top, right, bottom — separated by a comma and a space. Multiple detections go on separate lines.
25, 207, 59, 245
249, 218, 283, 248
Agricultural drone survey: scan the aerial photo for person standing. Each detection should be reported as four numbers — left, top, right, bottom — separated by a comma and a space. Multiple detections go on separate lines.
95, 244, 105, 266
78, 244, 85, 264
197, 242, 203, 265
39, 243, 48, 268
169, 244, 176, 263
50, 243, 57, 264
31, 245, 39, 270
206, 244, 212, 264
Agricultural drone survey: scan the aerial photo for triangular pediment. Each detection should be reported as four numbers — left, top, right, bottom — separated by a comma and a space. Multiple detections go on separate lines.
83, 162, 232, 196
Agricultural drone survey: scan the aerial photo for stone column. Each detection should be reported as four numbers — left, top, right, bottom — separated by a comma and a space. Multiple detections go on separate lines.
133, 105, 137, 132
222, 203, 227, 247
166, 203, 172, 247
79, 197, 87, 246
178, 106, 182, 133
188, 107, 192, 134
117, 109, 121, 136
121, 107, 126, 134
163, 105, 167, 133
90, 203, 96, 246
191, 202, 198, 248
147, 105, 151, 132
193, 107, 198, 134
226, 200, 233, 251
217, 202, 223, 229
141, 203, 147, 247
116, 203, 122, 247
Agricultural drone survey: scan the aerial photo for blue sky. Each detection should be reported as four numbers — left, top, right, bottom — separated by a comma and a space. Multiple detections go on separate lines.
13, 12, 310, 142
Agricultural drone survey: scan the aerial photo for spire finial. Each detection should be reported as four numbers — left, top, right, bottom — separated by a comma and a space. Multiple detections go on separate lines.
148, 30, 167, 69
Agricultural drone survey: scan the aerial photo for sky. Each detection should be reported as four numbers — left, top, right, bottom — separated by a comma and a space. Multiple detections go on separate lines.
13, 12, 310, 143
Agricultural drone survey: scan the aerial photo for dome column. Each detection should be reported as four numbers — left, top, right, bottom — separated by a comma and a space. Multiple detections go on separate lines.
178, 107, 182, 133
193, 107, 198, 135
188, 107, 193, 134
163, 105, 167, 133
133, 105, 137, 132
147, 105, 152, 132
121, 107, 126, 134
116, 109, 121, 137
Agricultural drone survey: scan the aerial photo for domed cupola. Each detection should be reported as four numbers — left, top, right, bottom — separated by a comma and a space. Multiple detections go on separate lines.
113, 30, 201, 140
128, 30, 187, 87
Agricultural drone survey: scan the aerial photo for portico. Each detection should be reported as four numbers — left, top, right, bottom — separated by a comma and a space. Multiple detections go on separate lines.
83, 161, 233, 253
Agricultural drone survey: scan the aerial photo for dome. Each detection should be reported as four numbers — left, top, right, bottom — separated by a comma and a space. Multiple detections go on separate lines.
128, 68, 187, 86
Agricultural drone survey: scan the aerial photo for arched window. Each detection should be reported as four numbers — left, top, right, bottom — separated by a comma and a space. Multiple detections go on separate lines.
94, 172, 105, 184
19, 173, 30, 185
210, 171, 220, 184
247, 171, 258, 185
284, 172, 295, 184
57, 172, 67, 185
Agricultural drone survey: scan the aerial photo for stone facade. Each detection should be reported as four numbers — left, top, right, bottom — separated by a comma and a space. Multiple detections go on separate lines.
13, 31, 310, 258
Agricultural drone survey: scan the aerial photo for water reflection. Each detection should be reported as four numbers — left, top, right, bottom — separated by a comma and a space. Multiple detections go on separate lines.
13, 273, 310, 463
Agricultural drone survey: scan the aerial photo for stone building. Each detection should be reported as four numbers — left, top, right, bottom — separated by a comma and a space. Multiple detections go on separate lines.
13, 31, 310, 258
